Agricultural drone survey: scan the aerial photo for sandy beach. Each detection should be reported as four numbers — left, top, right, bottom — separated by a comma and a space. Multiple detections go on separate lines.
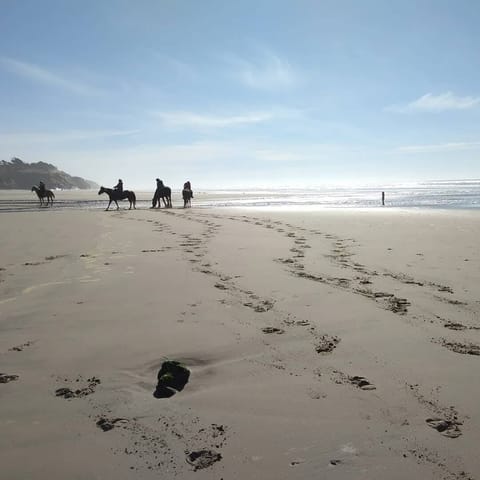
1, 201, 480, 479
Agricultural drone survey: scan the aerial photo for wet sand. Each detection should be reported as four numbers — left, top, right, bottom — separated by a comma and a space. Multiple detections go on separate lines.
1, 204, 480, 479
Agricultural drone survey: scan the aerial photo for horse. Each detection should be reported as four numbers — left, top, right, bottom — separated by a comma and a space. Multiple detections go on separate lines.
98, 186, 136, 211
31, 186, 55, 206
152, 186, 172, 208
182, 189, 193, 208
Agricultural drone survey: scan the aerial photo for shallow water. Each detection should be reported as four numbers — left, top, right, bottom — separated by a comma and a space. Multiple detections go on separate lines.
2, 180, 480, 212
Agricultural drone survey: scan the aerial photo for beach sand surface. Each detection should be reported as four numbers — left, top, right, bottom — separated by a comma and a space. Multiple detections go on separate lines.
1, 205, 479, 479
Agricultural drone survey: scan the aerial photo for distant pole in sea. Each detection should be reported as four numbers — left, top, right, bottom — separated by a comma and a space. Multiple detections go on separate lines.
382, 191, 385, 206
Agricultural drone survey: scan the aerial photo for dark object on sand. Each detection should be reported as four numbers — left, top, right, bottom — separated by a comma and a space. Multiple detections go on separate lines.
154, 360, 190, 398
186, 449, 222, 470
382, 191, 385, 206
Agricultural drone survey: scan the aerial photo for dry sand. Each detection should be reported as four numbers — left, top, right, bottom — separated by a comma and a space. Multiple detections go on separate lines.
1, 202, 480, 479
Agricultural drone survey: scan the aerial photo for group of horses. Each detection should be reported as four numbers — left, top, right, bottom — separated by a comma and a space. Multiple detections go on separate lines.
31, 184, 193, 210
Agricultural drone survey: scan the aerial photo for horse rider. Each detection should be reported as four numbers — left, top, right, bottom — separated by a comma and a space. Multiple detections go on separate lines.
183, 181, 193, 198
113, 179, 123, 195
38, 181, 46, 195
151, 178, 164, 208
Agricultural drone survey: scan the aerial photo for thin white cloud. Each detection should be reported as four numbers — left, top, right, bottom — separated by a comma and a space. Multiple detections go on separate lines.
0, 129, 140, 146
387, 92, 480, 113
0, 57, 103, 95
397, 141, 480, 153
153, 111, 274, 128
225, 49, 299, 90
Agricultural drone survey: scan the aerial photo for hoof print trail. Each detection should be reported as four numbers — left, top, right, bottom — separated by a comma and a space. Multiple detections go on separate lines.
186, 449, 222, 471
426, 418, 462, 438
154, 360, 190, 398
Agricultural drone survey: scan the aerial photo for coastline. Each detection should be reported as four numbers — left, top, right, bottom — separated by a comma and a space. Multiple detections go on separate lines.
1, 206, 479, 479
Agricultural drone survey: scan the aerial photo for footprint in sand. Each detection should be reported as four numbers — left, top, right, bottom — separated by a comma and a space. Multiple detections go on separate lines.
349, 376, 376, 390
315, 335, 340, 354
96, 417, 129, 432
262, 327, 285, 334
0, 373, 19, 383
186, 450, 222, 471
439, 339, 480, 356
9, 341, 34, 352
426, 418, 462, 438
55, 376, 101, 399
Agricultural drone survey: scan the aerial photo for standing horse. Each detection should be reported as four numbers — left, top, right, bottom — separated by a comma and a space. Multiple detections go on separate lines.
152, 186, 172, 208
31, 186, 55, 206
182, 189, 193, 208
98, 186, 136, 211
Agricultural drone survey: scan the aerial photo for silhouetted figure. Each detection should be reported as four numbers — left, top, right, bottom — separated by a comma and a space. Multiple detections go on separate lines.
32, 185, 55, 206
182, 181, 193, 208
151, 178, 164, 208
382, 191, 385, 206
98, 186, 136, 211
113, 179, 123, 194
151, 179, 172, 208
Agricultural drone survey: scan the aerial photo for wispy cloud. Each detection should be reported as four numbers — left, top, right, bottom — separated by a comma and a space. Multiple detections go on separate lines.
387, 92, 480, 113
397, 141, 480, 153
0, 129, 139, 146
0, 57, 103, 95
225, 49, 299, 90
153, 110, 274, 128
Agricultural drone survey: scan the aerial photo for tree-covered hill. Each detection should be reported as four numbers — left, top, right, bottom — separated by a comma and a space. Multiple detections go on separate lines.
0, 158, 98, 190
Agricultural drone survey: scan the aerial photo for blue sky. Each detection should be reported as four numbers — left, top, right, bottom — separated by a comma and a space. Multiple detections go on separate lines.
1, 0, 480, 188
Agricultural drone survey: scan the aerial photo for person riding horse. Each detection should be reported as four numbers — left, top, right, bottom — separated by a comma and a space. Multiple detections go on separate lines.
38, 181, 46, 195
151, 179, 172, 208
113, 179, 123, 194
151, 178, 164, 208
182, 181, 193, 208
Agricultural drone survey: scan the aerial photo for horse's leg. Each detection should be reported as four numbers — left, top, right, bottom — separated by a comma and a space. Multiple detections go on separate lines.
106, 199, 112, 211
115, 200, 119, 210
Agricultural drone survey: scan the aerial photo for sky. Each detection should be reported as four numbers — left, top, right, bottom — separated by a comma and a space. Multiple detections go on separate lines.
1, 0, 480, 189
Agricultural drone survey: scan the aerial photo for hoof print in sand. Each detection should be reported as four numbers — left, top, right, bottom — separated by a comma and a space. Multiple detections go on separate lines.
0, 373, 19, 383
186, 449, 222, 471
154, 360, 190, 398
315, 335, 340, 354
426, 418, 462, 438
349, 376, 376, 390
55, 377, 100, 399
262, 327, 285, 334
96, 417, 128, 432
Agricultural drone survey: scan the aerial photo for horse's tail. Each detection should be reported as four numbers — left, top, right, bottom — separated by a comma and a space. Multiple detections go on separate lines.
51, 191, 55, 198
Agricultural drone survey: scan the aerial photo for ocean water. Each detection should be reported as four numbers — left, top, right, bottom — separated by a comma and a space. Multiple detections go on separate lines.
197, 180, 480, 210
1, 180, 480, 212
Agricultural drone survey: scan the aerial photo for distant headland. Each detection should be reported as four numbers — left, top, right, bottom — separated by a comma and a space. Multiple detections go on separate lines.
0, 157, 98, 190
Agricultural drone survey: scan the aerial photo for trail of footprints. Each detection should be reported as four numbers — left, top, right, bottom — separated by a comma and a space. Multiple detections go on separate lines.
162, 211, 476, 478
3, 210, 475, 478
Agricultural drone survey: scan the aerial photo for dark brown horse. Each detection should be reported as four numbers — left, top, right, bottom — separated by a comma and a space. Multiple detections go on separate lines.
182, 189, 193, 208
98, 186, 136, 211
152, 186, 172, 208
31, 186, 55, 206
